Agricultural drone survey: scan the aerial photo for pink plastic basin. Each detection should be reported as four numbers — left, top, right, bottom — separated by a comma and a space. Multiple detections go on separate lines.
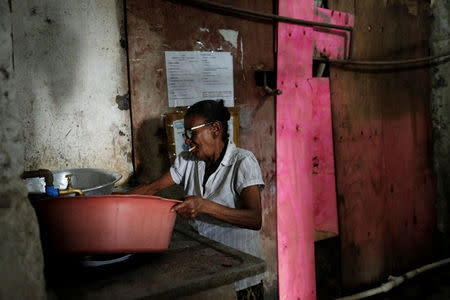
33, 195, 182, 254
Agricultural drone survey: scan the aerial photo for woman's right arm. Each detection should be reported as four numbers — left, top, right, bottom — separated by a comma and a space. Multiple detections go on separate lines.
128, 171, 175, 195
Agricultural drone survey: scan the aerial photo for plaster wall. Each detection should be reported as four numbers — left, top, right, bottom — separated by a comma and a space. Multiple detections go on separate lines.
0, 0, 46, 298
12, 0, 133, 180
431, 0, 450, 234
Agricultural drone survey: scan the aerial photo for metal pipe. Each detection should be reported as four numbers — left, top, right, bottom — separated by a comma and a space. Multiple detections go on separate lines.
316, 51, 450, 66
336, 257, 450, 300
176, 0, 450, 67
173, 0, 353, 32
21, 169, 54, 187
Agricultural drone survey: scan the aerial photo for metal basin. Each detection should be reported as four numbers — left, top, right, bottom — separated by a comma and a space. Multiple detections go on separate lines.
24, 168, 122, 196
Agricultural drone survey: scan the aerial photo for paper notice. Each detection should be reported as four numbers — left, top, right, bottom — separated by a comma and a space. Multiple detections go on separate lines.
165, 51, 234, 107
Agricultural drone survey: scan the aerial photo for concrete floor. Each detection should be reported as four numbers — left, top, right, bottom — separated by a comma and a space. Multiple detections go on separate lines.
370, 263, 450, 300
365, 231, 450, 300
315, 232, 450, 300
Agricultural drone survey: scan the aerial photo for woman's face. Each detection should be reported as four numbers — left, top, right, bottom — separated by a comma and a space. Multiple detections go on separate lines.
184, 114, 217, 161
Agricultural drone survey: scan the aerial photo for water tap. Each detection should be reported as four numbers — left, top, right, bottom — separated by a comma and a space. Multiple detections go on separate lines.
58, 174, 84, 196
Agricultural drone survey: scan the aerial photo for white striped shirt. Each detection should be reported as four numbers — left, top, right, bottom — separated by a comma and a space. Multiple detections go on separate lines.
170, 141, 265, 290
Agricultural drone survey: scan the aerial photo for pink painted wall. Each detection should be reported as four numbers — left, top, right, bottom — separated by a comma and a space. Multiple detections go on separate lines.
277, 1, 353, 299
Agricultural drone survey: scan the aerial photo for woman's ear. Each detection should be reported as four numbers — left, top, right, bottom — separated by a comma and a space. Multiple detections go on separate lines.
212, 121, 222, 138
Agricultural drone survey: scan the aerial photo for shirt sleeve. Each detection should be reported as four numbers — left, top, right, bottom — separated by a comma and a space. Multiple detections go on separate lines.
170, 152, 189, 185
235, 152, 265, 195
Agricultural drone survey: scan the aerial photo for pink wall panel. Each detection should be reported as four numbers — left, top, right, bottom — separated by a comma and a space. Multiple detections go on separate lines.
313, 7, 353, 59
311, 78, 338, 236
277, 1, 353, 298
277, 21, 316, 300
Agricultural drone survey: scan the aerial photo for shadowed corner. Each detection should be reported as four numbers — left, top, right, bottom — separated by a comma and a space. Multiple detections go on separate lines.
134, 118, 169, 183
132, 117, 184, 199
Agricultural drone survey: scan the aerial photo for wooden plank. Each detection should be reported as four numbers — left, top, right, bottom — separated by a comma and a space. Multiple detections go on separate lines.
277, 20, 316, 299
313, 7, 353, 59
277, 1, 353, 298
311, 78, 338, 236
328, 0, 435, 291
311, 9, 353, 237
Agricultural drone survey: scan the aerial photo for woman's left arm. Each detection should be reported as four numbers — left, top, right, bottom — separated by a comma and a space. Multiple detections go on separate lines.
173, 185, 262, 230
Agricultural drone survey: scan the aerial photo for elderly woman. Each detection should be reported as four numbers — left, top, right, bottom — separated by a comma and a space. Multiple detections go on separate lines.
131, 100, 265, 299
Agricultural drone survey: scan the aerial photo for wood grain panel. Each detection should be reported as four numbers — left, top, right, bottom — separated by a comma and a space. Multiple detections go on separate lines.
311, 78, 339, 237
277, 20, 316, 300
328, 0, 435, 291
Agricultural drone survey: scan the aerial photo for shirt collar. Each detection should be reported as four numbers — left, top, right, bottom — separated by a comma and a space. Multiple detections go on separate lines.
221, 140, 235, 167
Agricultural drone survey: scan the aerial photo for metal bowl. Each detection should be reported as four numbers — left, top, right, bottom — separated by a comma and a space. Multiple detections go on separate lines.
24, 168, 122, 196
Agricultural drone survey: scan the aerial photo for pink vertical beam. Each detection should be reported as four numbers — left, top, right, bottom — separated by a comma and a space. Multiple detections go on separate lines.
277, 1, 353, 299
277, 1, 316, 299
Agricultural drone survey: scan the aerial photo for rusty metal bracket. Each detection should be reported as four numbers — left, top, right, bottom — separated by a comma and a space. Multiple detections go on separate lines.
255, 70, 282, 96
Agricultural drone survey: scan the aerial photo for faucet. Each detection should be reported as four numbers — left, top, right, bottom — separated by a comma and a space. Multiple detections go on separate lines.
58, 174, 84, 196
21, 170, 83, 196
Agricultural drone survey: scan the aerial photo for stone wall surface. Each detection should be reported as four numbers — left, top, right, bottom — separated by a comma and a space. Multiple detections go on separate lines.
0, 0, 46, 298
1, 1, 133, 298
431, 0, 450, 233
12, 0, 133, 182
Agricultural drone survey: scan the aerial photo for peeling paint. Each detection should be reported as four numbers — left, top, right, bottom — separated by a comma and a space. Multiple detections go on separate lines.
315, 8, 331, 23
218, 29, 238, 48
116, 93, 130, 110
0, 67, 9, 79
240, 36, 244, 74
195, 40, 206, 50
120, 38, 127, 49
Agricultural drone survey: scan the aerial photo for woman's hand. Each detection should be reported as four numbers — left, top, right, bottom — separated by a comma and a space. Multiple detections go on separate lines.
172, 195, 206, 218
172, 185, 262, 230
176, 186, 262, 229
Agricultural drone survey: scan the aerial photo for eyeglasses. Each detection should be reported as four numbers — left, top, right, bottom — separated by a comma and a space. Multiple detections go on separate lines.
183, 122, 213, 139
